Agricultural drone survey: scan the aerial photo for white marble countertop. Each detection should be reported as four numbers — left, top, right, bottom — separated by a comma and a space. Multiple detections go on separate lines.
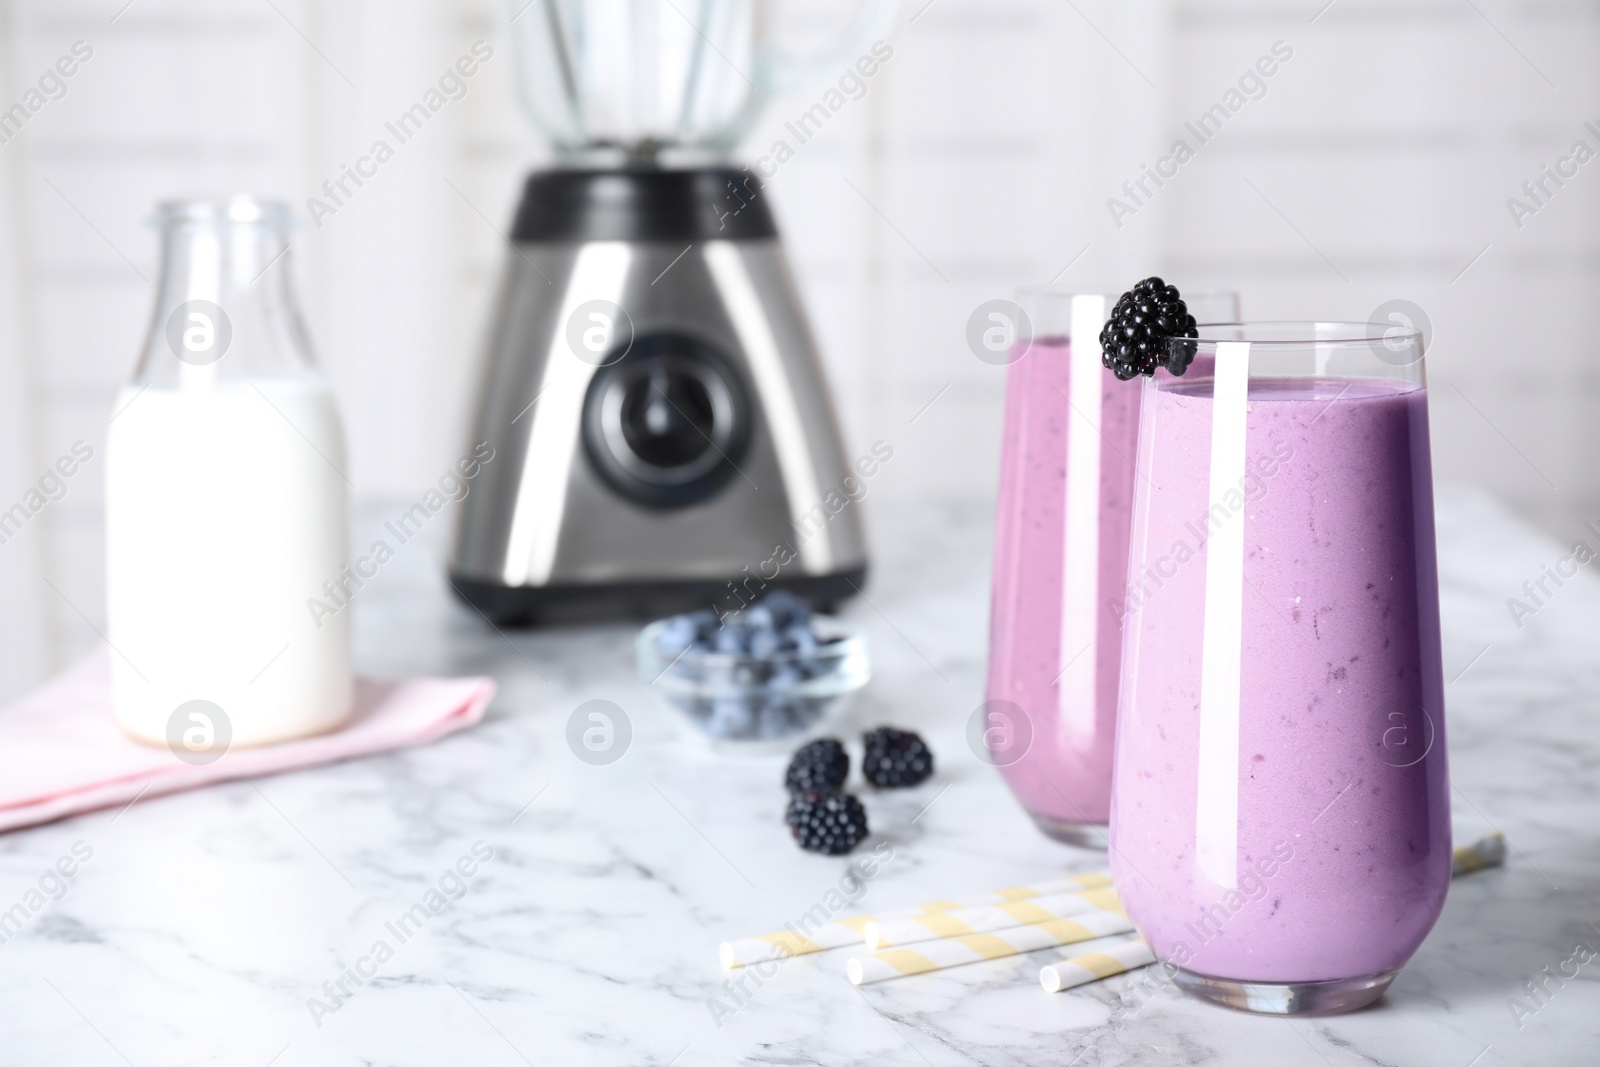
1, 488, 1595, 1066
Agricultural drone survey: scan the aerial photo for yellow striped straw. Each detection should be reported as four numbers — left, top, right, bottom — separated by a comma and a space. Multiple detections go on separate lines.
846, 910, 1134, 985
1452, 831, 1506, 877
1040, 938, 1155, 993
719, 871, 1110, 969
864, 888, 1123, 949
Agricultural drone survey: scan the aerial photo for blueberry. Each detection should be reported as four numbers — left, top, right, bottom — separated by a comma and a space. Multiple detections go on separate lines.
686, 610, 720, 646
749, 629, 781, 658
732, 662, 767, 687
706, 699, 756, 738
767, 663, 803, 689
760, 590, 811, 629
714, 623, 750, 654
792, 660, 823, 682
745, 605, 777, 631
656, 616, 698, 653
782, 625, 818, 655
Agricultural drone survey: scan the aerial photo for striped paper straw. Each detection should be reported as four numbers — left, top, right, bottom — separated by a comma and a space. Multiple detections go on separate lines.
846, 910, 1134, 985
864, 888, 1123, 949
1452, 831, 1506, 876
720, 871, 1111, 968
1040, 938, 1155, 992
720, 917, 872, 968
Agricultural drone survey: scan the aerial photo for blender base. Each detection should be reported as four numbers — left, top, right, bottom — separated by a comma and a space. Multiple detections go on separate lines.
448, 567, 867, 627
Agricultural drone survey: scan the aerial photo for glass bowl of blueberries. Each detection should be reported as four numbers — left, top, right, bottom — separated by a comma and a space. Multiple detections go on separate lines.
637, 591, 869, 748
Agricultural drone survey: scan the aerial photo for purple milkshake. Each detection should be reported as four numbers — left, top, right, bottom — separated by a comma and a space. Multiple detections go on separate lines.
986, 290, 1235, 847
1109, 323, 1449, 1015
987, 330, 1137, 843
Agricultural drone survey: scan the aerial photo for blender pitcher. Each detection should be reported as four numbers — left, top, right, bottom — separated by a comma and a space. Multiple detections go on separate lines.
506, 0, 896, 162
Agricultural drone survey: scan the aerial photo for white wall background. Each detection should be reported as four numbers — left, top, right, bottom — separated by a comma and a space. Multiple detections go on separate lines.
0, 0, 1594, 701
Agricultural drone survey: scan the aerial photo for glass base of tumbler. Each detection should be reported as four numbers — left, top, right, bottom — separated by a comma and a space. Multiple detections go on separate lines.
1027, 813, 1108, 849
1172, 966, 1399, 1016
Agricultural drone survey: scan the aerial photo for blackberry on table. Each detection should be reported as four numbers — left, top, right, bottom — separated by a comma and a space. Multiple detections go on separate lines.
1098, 276, 1199, 381
862, 727, 934, 788
786, 790, 868, 855
785, 738, 849, 794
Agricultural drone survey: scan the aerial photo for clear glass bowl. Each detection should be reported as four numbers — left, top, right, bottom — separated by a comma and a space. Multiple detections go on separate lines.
636, 615, 869, 749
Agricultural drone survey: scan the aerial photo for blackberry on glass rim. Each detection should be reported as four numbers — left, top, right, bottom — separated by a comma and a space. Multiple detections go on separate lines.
1098, 277, 1199, 380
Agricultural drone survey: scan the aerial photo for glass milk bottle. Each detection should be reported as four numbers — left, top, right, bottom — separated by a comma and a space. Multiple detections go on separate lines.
106, 197, 353, 751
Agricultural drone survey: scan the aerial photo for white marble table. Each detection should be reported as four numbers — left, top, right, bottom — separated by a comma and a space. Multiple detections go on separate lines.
0, 489, 1594, 1066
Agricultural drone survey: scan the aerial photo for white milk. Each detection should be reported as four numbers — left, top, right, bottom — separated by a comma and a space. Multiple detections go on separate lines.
105, 378, 353, 747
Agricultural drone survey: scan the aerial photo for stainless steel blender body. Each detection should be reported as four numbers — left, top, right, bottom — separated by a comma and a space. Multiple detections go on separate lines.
449, 169, 868, 625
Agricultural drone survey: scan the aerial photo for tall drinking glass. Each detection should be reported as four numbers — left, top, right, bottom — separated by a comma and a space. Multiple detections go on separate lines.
985, 289, 1236, 848
1109, 322, 1448, 1014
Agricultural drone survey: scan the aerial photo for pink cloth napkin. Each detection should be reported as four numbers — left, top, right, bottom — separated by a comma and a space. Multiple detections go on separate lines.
0, 649, 494, 833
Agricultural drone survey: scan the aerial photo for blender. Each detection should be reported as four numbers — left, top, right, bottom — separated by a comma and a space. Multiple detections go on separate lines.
449, 0, 894, 625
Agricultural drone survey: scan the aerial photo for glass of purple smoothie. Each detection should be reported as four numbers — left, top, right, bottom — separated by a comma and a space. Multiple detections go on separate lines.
984, 288, 1236, 849
1109, 322, 1448, 1015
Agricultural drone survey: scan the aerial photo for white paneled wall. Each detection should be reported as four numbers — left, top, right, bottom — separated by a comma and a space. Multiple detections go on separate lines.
1163, 0, 1600, 536
0, 0, 1593, 700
